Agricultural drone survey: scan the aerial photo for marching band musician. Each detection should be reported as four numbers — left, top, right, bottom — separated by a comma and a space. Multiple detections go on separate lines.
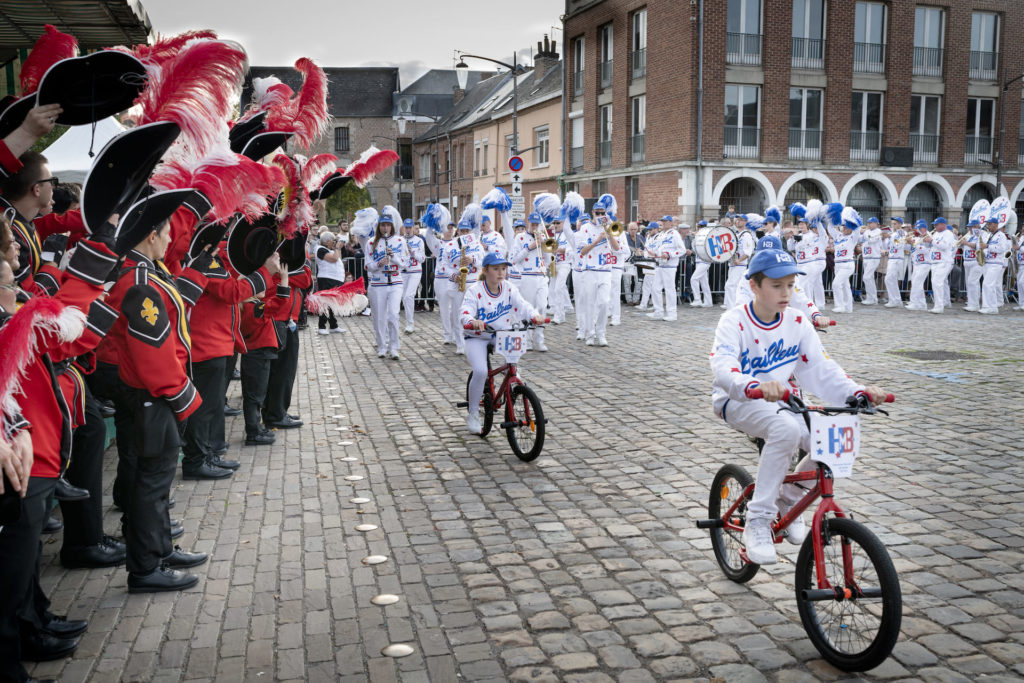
563, 194, 620, 346
637, 220, 660, 312
960, 219, 984, 312
460, 252, 544, 435
906, 219, 932, 311
364, 208, 408, 359
547, 219, 574, 324
789, 204, 828, 308
736, 234, 833, 329
723, 213, 756, 309
882, 223, 905, 307
445, 217, 485, 354
479, 212, 506, 255
979, 215, 1010, 314
1014, 231, 1024, 311
647, 216, 685, 321
400, 218, 425, 334
860, 217, 884, 305
926, 217, 956, 314
424, 221, 457, 345
510, 212, 551, 352
689, 220, 714, 307
891, 217, 912, 286
570, 214, 588, 340
608, 217, 631, 326
825, 207, 861, 314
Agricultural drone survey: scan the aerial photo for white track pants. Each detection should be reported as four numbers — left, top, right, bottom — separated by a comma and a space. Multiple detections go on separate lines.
639, 268, 655, 308
435, 277, 453, 343
909, 263, 931, 308
608, 267, 624, 324
690, 261, 712, 306
832, 262, 855, 312
982, 263, 1005, 310
369, 284, 402, 354
801, 261, 826, 308
862, 258, 880, 304
580, 270, 610, 339
443, 282, 466, 351
572, 270, 588, 334
654, 266, 678, 318
1017, 266, 1024, 309
517, 275, 548, 346
465, 337, 490, 416
401, 271, 422, 325
547, 263, 572, 319
965, 262, 983, 309
930, 262, 951, 312
724, 266, 745, 309
884, 261, 904, 305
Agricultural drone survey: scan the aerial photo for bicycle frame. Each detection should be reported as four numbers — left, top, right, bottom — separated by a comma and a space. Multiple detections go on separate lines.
483, 354, 525, 424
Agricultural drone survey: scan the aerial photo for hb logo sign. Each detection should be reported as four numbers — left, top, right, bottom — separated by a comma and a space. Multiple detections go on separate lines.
828, 425, 855, 456
709, 232, 735, 259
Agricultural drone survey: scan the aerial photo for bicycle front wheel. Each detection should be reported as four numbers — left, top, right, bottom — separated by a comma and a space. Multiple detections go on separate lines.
465, 372, 494, 437
794, 517, 902, 672
505, 384, 545, 462
708, 464, 759, 583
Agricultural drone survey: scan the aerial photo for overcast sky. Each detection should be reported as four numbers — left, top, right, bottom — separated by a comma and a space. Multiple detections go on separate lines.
142, 0, 565, 85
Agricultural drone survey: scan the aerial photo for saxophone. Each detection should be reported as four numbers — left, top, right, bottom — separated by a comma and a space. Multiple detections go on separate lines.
456, 236, 469, 292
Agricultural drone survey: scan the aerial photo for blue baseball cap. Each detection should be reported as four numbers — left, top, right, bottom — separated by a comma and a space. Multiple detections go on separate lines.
756, 235, 783, 251
746, 249, 805, 280
580, 213, 591, 222
457, 218, 473, 231
914, 219, 928, 230
867, 216, 879, 225
697, 220, 708, 227
985, 215, 999, 224
932, 217, 947, 226
967, 219, 980, 227
512, 219, 526, 228
481, 214, 491, 224
890, 217, 904, 224
647, 221, 661, 230
402, 218, 414, 228
528, 212, 542, 224
661, 215, 674, 222
482, 252, 511, 268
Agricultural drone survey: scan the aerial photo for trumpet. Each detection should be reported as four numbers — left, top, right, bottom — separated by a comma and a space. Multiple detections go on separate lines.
534, 221, 559, 277
456, 236, 469, 292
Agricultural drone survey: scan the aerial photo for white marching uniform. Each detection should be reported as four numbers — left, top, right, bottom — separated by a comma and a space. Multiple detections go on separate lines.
736, 275, 821, 321
883, 234, 904, 306
981, 231, 1010, 312
649, 228, 685, 320
792, 226, 827, 308
608, 231, 630, 324
365, 234, 409, 356
570, 229, 587, 337
401, 235, 426, 328
827, 226, 860, 313
1015, 235, 1024, 311
711, 302, 864, 521
927, 229, 956, 312
860, 227, 883, 304
510, 231, 551, 349
564, 220, 615, 342
460, 280, 539, 417
724, 229, 756, 309
444, 235, 484, 349
907, 236, 932, 309
690, 247, 713, 307
547, 231, 573, 322
424, 230, 457, 343
962, 230, 983, 310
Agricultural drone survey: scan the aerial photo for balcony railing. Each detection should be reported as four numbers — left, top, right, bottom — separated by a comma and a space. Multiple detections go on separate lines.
912, 46, 943, 77
789, 128, 822, 160
599, 140, 612, 167
726, 32, 762, 66
850, 131, 881, 162
631, 133, 645, 162
571, 146, 584, 171
395, 164, 414, 181
723, 126, 760, 159
853, 42, 885, 73
969, 50, 997, 80
791, 37, 825, 69
631, 49, 646, 79
573, 70, 584, 97
911, 133, 940, 164
964, 135, 993, 165
600, 60, 613, 88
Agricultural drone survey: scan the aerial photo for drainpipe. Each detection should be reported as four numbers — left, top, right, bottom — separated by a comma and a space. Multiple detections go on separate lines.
694, 0, 705, 222
560, 2, 568, 197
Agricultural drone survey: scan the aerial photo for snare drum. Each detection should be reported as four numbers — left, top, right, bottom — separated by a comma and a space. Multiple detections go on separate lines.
694, 226, 738, 263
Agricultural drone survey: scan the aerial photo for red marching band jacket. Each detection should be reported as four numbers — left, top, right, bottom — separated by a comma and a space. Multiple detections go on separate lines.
240, 283, 291, 350
268, 265, 310, 324
189, 257, 270, 363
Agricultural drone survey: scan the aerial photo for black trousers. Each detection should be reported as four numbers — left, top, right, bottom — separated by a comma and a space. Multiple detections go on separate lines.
241, 348, 275, 435
316, 277, 341, 330
123, 388, 178, 575
60, 388, 106, 549
214, 353, 238, 446
0, 476, 56, 682
181, 356, 227, 469
263, 327, 298, 424
88, 361, 136, 511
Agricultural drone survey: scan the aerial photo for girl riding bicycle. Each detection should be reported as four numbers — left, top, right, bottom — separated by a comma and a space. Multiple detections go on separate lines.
461, 252, 544, 435
709, 247, 888, 565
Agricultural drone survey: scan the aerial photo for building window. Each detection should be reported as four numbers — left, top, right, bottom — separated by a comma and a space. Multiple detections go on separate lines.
504, 133, 519, 162
573, 37, 585, 97
791, 0, 825, 69
482, 140, 489, 175
631, 96, 646, 163
965, 98, 995, 165
853, 2, 886, 73
599, 24, 613, 89
910, 94, 941, 164
534, 126, 549, 166
850, 91, 882, 162
398, 140, 412, 180
334, 126, 350, 152
913, 7, 944, 77
789, 87, 822, 160
969, 12, 998, 80
593, 179, 608, 197
727, 0, 762, 65
418, 153, 430, 184
724, 84, 760, 159
1019, 107, 1024, 167
632, 9, 647, 79
571, 118, 584, 171
599, 104, 612, 168
627, 176, 639, 221
474, 143, 480, 177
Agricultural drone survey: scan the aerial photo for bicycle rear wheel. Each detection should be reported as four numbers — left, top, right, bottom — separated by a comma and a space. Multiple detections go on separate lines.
465, 372, 494, 437
794, 517, 901, 672
708, 464, 759, 583
505, 384, 545, 461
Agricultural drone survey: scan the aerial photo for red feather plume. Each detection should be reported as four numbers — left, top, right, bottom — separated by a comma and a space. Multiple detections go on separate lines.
343, 147, 400, 188
264, 58, 330, 149
305, 280, 368, 317
121, 30, 218, 65
272, 154, 307, 239
20, 25, 78, 95
302, 153, 339, 190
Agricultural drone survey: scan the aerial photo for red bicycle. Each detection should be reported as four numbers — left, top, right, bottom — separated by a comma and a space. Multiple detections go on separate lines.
457, 320, 547, 461
698, 389, 901, 672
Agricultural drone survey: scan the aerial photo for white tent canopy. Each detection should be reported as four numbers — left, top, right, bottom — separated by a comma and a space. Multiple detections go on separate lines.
42, 118, 126, 184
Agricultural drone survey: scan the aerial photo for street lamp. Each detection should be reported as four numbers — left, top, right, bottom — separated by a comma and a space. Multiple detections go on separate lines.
995, 68, 1024, 196
454, 51, 520, 157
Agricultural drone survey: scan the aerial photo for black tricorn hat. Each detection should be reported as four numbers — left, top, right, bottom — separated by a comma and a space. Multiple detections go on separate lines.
0, 95, 35, 140
36, 51, 146, 126
276, 231, 307, 272
189, 216, 240, 259
228, 111, 267, 152
80, 121, 180, 234
226, 213, 282, 275
309, 170, 353, 202
239, 131, 292, 161
113, 188, 195, 255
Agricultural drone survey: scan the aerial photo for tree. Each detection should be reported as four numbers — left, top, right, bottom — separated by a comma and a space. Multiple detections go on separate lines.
31, 125, 69, 153
325, 181, 371, 224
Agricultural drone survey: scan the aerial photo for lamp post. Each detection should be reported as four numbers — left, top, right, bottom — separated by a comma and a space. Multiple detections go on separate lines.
995, 69, 1024, 196
371, 134, 406, 217
455, 51, 520, 157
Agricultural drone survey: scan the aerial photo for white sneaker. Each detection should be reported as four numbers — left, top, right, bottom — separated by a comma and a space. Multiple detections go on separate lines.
905, 305, 925, 311
466, 413, 482, 434
884, 302, 901, 308
456, 347, 466, 355
964, 306, 979, 312
389, 351, 400, 360
443, 339, 453, 345
702, 304, 714, 308
317, 329, 330, 335
361, 308, 372, 316
377, 351, 385, 358
862, 300, 876, 305
720, 305, 728, 309
779, 503, 807, 546
689, 301, 702, 307
536, 343, 548, 352
662, 316, 677, 322
978, 308, 998, 315
610, 320, 621, 326
585, 337, 595, 346
404, 325, 414, 334
928, 308, 943, 314
576, 333, 585, 341
743, 517, 778, 565
646, 312, 662, 319
596, 336, 608, 347
330, 327, 345, 334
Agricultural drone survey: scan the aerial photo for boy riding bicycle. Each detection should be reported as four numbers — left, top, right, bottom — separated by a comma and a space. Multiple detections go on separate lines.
709, 248, 887, 565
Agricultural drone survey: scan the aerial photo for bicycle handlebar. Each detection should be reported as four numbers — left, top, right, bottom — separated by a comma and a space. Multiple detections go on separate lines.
745, 386, 894, 413
463, 318, 550, 333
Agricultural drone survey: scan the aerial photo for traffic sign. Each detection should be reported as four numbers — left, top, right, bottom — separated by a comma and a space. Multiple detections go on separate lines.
510, 172, 522, 183
510, 195, 526, 220
508, 156, 523, 172
511, 182, 522, 197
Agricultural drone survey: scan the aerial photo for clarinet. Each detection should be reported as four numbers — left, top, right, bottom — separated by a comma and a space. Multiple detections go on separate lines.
385, 240, 393, 285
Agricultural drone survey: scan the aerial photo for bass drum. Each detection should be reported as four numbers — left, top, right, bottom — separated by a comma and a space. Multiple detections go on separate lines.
694, 226, 739, 264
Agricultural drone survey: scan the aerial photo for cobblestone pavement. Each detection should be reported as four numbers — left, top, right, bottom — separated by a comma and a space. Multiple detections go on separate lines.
30, 302, 1024, 682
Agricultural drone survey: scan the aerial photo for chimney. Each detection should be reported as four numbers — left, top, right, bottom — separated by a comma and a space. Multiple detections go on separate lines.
453, 85, 466, 106
533, 34, 559, 85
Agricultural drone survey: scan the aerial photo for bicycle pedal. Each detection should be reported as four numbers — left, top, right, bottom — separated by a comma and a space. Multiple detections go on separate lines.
455, 401, 468, 408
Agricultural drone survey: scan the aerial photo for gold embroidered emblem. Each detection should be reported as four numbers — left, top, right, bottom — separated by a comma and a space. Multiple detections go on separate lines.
141, 297, 159, 325
209, 260, 220, 269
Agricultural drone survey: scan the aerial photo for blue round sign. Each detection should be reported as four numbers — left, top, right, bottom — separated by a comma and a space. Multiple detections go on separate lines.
508, 156, 523, 172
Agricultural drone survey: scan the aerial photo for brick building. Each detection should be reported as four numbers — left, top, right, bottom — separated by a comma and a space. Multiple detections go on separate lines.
563, 0, 1024, 226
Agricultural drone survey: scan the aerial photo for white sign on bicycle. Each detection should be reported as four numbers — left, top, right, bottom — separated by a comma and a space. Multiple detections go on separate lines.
809, 413, 861, 478
495, 330, 528, 364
